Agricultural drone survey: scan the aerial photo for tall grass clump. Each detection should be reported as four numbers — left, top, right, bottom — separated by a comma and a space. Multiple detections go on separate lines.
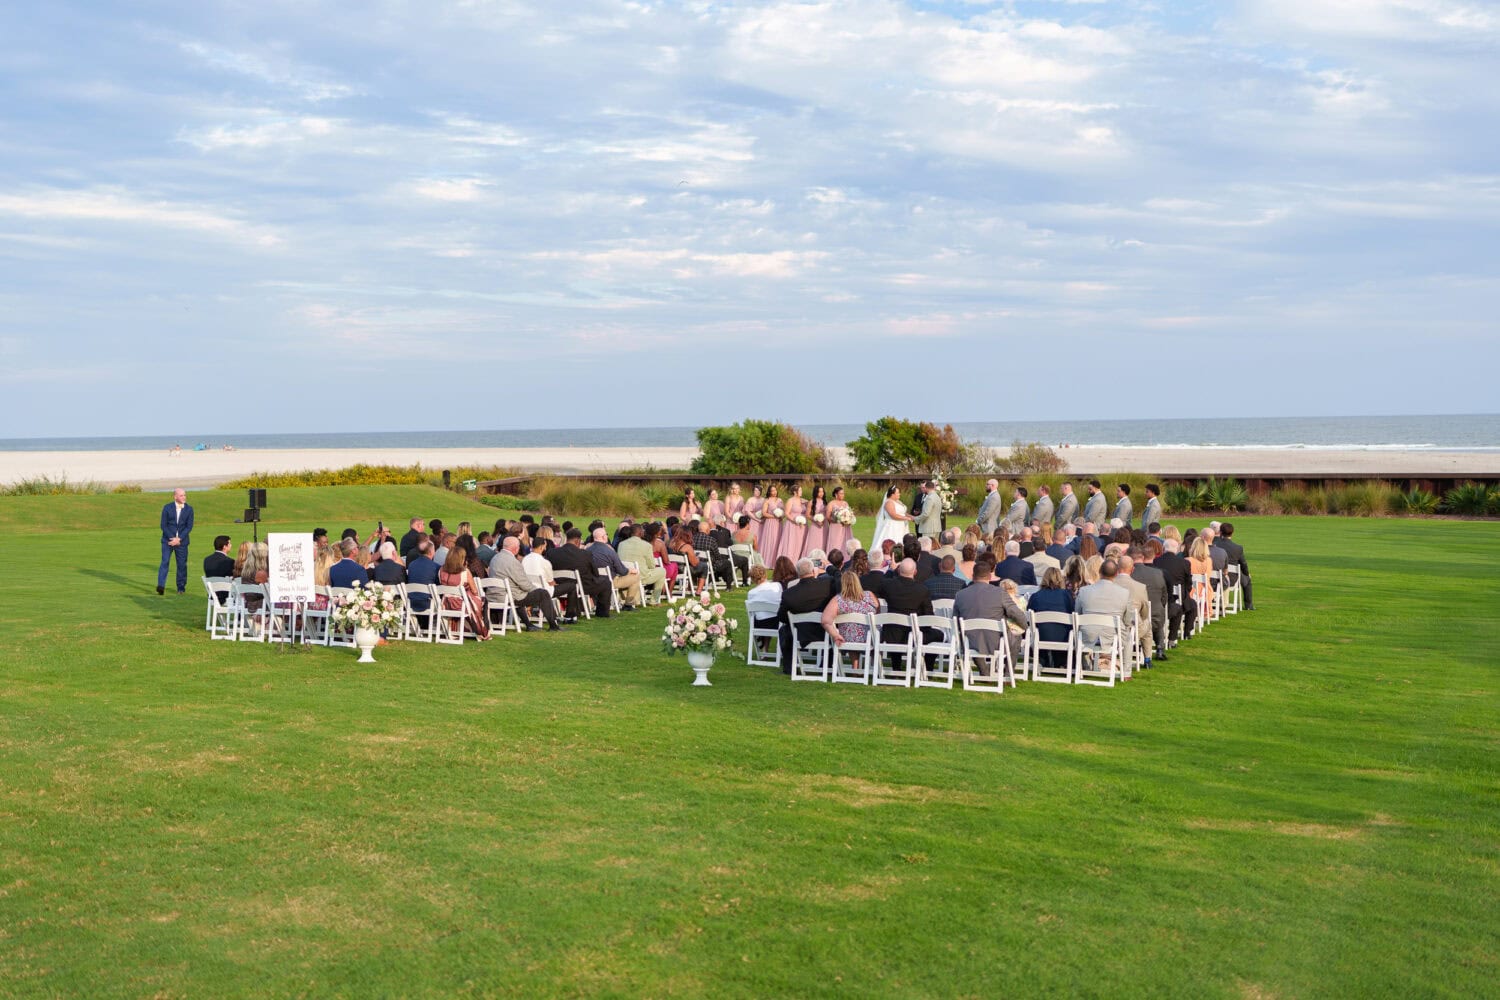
531, 478, 648, 517
1269, 483, 1325, 515
1327, 480, 1400, 517
1, 475, 108, 496
222, 464, 519, 490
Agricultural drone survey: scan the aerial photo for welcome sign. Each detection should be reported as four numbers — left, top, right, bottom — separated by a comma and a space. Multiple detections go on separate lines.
266, 533, 315, 605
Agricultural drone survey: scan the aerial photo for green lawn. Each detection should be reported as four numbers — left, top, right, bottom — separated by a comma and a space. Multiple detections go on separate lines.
1, 486, 1496, 998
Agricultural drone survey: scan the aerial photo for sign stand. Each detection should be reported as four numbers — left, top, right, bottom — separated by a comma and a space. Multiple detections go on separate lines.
267, 533, 316, 654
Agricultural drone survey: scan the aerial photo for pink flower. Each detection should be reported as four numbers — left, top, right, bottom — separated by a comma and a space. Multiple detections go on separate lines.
711, 604, 726, 616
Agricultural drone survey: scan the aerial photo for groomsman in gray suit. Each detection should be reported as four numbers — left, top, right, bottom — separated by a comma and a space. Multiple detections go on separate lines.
1113, 483, 1134, 526
975, 479, 1002, 536
1083, 480, 1108, 531
1004, 487, 1029, 535
913, 481, 943, 540
1054, 482, 1079, 528
1140, 484, 1162, 532
1031, 485, 1055, 528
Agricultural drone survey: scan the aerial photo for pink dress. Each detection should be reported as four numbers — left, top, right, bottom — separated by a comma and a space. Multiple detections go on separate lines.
802, 499, 829, 558
759, 499, 783, 562
705, 499, 726, 526
725, 496, 745, 525
824, 500, 853, 555
777, 497, 806, 563
743, 497, 764, 544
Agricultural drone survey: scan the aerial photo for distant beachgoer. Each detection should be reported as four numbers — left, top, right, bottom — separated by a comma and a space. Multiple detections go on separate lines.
157, 488, 193, 595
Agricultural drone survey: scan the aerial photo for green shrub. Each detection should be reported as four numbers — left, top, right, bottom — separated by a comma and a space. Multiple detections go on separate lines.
1398, 489, 1439, 515
1164, 482, 1202, 513
692, 420, 834, 475
1, 475, 107, 496
994, 441, 1066, 476
1201, 478, 1249, 512
1442, 481, 1496, 517
110, 482, 144, 494
220, 464, 518, 490
478, 494, 541, 512
638, 484, 683, 513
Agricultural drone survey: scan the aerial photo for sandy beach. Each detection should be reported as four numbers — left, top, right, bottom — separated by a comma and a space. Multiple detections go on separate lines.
3, 445, 1497, 490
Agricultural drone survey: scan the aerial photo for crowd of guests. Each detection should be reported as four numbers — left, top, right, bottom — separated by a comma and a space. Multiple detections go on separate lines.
743, 513, 1253, 676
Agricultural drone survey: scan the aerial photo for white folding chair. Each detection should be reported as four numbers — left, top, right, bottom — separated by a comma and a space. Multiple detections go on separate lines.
234, 584, 270, 642
870, 612, 917, 687
931, 598, 955, 620
1209, 569, 1225, 621
1074, 613, 1124, 687
203, 577, 236, 640
827, 614, 874, 684
301, 586, 333, 645
598, 566, 623, 613
1026, 611, 1075, 684
913, 614, 957, 688
744, 595, 782, 667
667, 555, 693, 601
432, 585, 468, 644
401, 583, 438, 641
623, 561, 652, 607
694, 550, 723, 596
958, 619, 1016, 693
478, 578, 520, 636
553, 569, 591, 620
1125, 610, 1142, 678
787, 612, 829, 682
729, 544, 755, 587
1223, 565, 1242, 615
1190, 574, 1210, 632
326, 587, 357, 647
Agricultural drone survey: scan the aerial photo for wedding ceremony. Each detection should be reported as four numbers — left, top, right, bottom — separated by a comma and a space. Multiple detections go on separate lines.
3, 0, 1498, 996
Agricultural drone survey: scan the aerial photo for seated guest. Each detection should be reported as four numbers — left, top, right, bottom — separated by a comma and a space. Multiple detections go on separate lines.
618, 524, 667, 601
1075, 558, 1131, 654
912, 536, 940, 582
588, 527, 642, 609
549, 528, 613, 618
312, 528, 329, 553
850, 549, 885, 599
647, 523, 677, 588
525, 537, 578, 615
1026, 567, 1075, 669
880, 559, 934, 641
925, 555, 967, 602
398, 517, 425, 560
821, 571, 879, 656
690, 520, 734, 585
405, 540, 440, 614
474, 531, 496, 568
932, 529, 962, 565
1016, 526, 1036, 559
1062, 555, 1088, 598
668, 525, 704, 585
612, 519, 635, 549
454, 534, 486, 579
370, 542, 407, 585
1129, 546, 1170, 663
957, 543, 977, 582
203, 535, 234, 578
993, 541, 1038, 586
488, 536, 564, 631
874, 538, 898, 572
328, 539, 369, 589
952, 559, 1026, 667
1217, 522, 1254, 610
439, 546, 490, 640
1111, 552, 1153, 664
433, 532, 456, 569
239, 542, 270, 611
1025, 535, 1061, 579
823, 547, 845, 579
744, 564, 783, 642
776, 559, 835, 673
1154, 538, 1198, 640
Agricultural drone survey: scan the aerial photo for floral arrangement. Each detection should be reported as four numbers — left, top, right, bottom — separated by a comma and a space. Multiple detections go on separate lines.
812, 513, 825, 525
662, 594, 738, 654
835, 507, 856, 527
930, 471, 957, 514
751, 508, 764, 521
770, 506, 785, 520
794, 515, 808, 526
331, 581, 404, 632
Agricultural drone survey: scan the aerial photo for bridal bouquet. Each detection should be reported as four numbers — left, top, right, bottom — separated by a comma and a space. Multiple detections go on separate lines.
812, 513, 825, 525
794, 515, 808, 526
662, 595, 738, 654
750, 508, 764, 521
835, 507, 856, 527
770, 507, 785, 520
331, 581, 404, 632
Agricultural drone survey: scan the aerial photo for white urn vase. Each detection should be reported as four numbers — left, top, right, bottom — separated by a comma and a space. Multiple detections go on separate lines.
354, 627, 379, 663
687, 650, 714, 686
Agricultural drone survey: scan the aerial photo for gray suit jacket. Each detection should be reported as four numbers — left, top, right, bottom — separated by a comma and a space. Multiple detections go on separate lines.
1075, 580, 1130, 647
1083, 492, 1107, 530
1003, 498, 1028, 535
914, 491, 942, 538
953, 581, 1025, 660
1113, 496, 1133, 526
975, 490, 1002, 535
1054, 492, 1078, 528
1031, 495, 1054, 528
1140, 497, 1161, 531
488, 549, 536, 597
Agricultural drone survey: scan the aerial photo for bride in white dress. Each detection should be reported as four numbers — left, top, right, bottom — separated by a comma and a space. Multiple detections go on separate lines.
870, 485, 913, 553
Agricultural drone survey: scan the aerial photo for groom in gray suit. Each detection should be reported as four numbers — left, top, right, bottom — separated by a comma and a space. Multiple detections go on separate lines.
913, 481, 943, 540
975, 479, 1002, 536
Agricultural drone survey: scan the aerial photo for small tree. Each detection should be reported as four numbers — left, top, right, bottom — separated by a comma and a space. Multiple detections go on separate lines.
691, 420, 834, 475
994, 440, 1066, 476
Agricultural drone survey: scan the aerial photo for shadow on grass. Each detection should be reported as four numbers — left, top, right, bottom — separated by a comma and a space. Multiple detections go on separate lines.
93, 569, 204, 633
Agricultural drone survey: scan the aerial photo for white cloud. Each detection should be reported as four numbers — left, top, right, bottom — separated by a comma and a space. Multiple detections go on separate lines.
178, 40, 356, 101
0, 187, 280, 246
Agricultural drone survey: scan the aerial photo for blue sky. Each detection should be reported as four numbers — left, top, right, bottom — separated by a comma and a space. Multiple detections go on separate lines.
2, 0, 1496, 436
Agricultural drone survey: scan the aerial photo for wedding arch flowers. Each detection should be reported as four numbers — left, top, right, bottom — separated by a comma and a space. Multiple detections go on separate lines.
930, 471, 957, 514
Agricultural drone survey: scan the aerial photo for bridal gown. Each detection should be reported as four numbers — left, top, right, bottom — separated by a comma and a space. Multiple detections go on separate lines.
870, 500, 910, 552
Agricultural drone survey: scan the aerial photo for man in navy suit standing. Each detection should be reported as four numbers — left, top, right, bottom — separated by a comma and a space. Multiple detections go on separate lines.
157, 488, 194, 595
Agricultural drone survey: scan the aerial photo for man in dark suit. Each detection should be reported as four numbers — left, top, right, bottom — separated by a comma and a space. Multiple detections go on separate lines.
1216, 522, 1254, 610
912, 537, 940, 582
993, 541, 1037, 586
924, 555, 967, 602
548, 529, 613, 618
859, 563, 889, 600
370, 542, 407, 585
203, 535, 234, 578
398, 517, 426, 560
1128, 545, 1170, 662
880, 559, 934, 645
405, 540, 440, 614
328, 539, 369, 589
1045, 526, 1074, 565
157, 488, 194, 594
1152, 539, 1197, 641
777, 560, 835, 672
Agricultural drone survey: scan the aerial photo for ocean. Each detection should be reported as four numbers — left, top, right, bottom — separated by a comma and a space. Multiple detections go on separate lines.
2, 415, 1497, 453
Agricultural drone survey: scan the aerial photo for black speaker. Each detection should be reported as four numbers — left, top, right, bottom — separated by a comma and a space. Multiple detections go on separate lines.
249, 488, 268, 508
243, 508, 261, 523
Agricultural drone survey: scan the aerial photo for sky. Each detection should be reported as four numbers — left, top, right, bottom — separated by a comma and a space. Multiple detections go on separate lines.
1, 0, 1497, 437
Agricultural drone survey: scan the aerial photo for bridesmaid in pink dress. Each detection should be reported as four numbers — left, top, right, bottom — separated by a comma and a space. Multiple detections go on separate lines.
724, 483, 745, 524
704, 488, 726, 528
743, 485, 765, 546
777, 486, 807, 564
824, 485, 853, 556
802, 485, 829, 558
759, 484, 784, 560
